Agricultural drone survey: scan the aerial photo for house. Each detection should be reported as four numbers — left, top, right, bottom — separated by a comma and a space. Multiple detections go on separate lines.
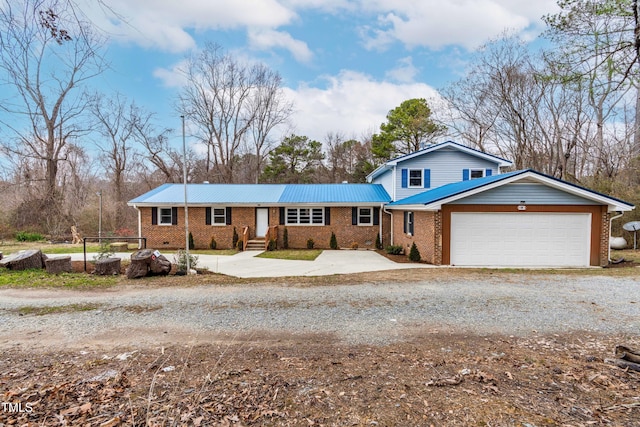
128, 141, 634, 267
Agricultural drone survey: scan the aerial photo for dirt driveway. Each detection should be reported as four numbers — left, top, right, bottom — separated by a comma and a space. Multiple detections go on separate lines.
1, 272, 639, 426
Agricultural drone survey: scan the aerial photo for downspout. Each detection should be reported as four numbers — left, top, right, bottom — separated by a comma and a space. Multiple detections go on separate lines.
133, 204, 142, 249
608, 211, 624, 263
383, 206, 393, 246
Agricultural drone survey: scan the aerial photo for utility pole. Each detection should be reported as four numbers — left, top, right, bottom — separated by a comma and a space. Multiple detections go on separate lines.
182, 115, 190, 274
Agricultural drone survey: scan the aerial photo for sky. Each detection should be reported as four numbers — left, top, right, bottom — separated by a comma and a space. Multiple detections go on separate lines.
79, 0, 560, 146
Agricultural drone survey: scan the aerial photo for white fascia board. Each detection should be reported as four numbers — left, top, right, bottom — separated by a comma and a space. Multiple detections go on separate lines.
385, 204, 437, 211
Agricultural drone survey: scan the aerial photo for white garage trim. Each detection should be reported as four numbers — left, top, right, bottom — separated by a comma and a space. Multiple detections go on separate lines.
450, 212, 591, 267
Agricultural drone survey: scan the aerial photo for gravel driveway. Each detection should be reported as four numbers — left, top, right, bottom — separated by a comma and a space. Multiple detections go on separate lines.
0, 274, 638, 349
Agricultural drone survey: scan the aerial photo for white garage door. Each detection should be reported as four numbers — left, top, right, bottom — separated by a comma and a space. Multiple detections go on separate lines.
450, 212, 591, 267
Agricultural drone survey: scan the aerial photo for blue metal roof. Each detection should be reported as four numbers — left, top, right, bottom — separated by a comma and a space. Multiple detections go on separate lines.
129, 183, 390, 205
388, 170, 528, 206
129, 184, 286, 205
279, 184, 391, 203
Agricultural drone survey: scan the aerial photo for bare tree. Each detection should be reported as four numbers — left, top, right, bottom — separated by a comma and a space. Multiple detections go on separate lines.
0, 0, 106, 212
178, 43, 291, 183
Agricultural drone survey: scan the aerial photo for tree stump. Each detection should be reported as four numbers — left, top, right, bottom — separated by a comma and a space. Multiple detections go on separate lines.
0, 250, 46, 270
126, 249, 171, 279
110, 242, 129, 252
45, 256, 72, 274
94, 257, 121, 275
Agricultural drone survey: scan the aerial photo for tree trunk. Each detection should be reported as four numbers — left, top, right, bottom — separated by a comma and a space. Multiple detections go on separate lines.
45, 256, 72, 274
94, 257, 121, 275
0, 250, 46, 270
126, 249, 171, 279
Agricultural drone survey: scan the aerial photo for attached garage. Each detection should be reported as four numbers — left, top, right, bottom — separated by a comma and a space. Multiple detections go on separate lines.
387, 169, 634, 267
449, 212, 591, 267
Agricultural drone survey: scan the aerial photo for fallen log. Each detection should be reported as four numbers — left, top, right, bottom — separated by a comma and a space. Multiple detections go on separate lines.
615, 345, 640, 364
0, 249, 46, 270
605, 358, 640, 372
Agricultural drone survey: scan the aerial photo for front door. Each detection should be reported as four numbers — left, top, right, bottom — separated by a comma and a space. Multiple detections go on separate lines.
256, 208, 269, 238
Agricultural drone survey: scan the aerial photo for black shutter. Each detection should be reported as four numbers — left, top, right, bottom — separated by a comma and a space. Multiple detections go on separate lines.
373, 207, 380, 226
205, 207, 212, 225
279, 207, 285, 225
324, 207, 331, 225
171, 207, 178, 225
403, 211, 408, 234
409, 212, 414, 235
352, 207, 358, 225
151, 207, 158, 225
225, 207, 232, 225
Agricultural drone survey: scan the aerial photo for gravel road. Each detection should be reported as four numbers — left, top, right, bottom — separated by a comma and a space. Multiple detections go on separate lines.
0, 274, 638, 350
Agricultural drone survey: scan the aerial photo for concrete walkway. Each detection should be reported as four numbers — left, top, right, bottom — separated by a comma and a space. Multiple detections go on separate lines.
58, 250, 433, 278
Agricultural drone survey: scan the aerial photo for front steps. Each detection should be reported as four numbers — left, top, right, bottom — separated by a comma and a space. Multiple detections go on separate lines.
245, 239, 265, 251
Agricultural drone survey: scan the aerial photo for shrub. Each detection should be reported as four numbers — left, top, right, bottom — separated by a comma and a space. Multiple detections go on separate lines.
232, 227, 239, 249
174, 249, 199, 272
236, 240, 243, 251
375, 232, 382, 250
385, 245, 403, 255
306, 238, 314, 249
209, 237, 217, 250
15, 231, 44, 242
350, 241, 359, 250
330, 232, 338, 249
188, 232, 195, 250
93, 240, 114, 261
408, 242, 421, 262
283, 227, 289, 249
268, 238, 276, 251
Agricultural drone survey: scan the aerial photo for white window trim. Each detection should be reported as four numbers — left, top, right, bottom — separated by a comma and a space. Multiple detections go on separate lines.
408, 169, 423, 188
212, 207, 226, 226
285, 207, 325, 226
159, 207, 173, 226
358, 207, 373, 226
470, 169, 485, 179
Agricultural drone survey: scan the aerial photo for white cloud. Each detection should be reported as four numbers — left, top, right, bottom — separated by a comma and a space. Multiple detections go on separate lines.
385, 56, 419, 83
358, 0, 559, 51
78, 0, 296, 53
153, 60, 189, 88
248, 29, 314, 63
283, 70, 441, 142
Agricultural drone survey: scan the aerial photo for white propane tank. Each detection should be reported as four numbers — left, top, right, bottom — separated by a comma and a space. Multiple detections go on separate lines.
609, 237, 627, 250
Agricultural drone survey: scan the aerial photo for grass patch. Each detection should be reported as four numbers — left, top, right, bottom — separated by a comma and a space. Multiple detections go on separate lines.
257, 249, 322, 261
13, 303, 102, 316
190, 249, 237, 256
0, 268, 118, 288
0, 241, 102, 256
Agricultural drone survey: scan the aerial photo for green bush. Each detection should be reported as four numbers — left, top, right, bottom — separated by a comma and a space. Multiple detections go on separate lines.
174, 249, 199, 272
188, 232, 195, 250
209, 237, 217, 250
306, 238, 315, 249
268, 238, 277, 251
329, 232, 338, 249
408, 242, 421, 262
15, 231, 44, 242
283, 227, 289, 249
375, 232, 382, 250
385, 245, 403, 255
232, 227, 239, 249
236, 240, 243, 251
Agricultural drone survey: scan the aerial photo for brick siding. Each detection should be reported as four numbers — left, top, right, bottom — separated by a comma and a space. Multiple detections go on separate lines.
139, 206, 386, 250
392, 210, 440, 264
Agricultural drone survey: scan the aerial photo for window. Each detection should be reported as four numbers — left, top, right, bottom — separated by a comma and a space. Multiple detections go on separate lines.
358, 207, 373, 225
212, 208, 226, 225
470, 169, 485, 179
159, 208, 173, 225
408, 169, 423, 188
286, 208, 324, 225
404, 211, 414, 235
